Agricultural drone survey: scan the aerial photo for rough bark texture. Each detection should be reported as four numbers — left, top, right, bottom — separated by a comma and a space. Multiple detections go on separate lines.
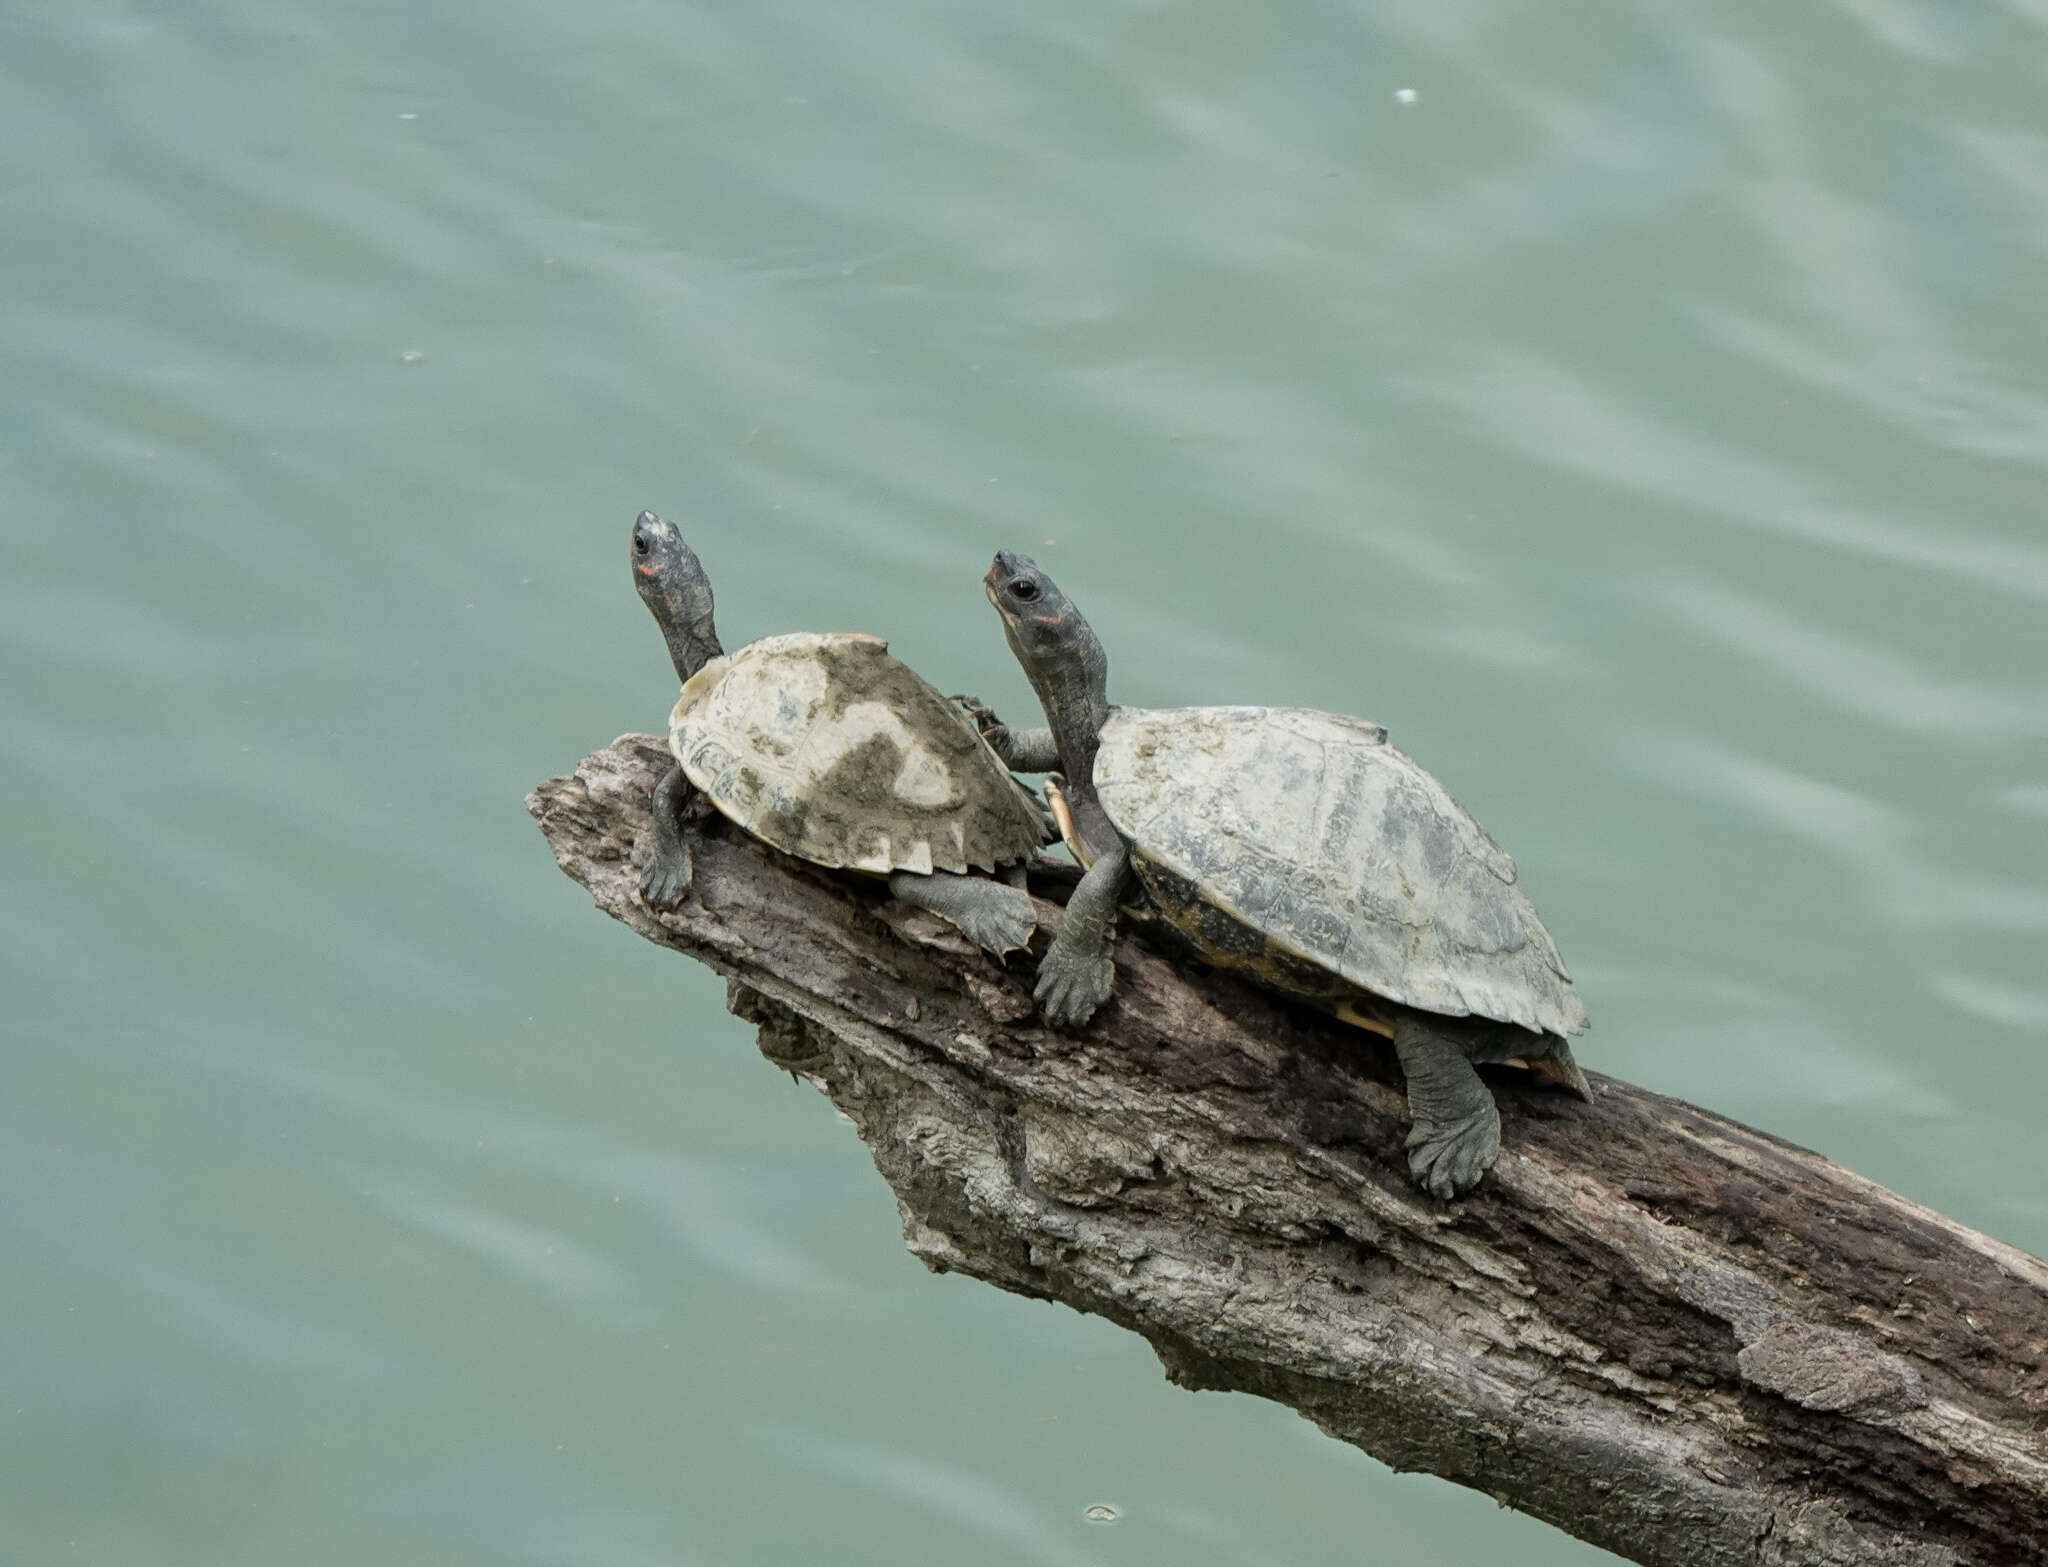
531, 737, 2048, 1567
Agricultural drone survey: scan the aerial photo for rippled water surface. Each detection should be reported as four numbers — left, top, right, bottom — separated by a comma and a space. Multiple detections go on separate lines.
6, 3, 2047, 1562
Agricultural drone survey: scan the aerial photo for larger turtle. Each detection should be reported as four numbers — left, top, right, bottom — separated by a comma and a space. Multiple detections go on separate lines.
630, 512, 1050, 954
965, 550, 1590, 1199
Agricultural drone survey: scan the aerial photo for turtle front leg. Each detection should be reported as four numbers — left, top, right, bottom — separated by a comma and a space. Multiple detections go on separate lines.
639, 764, 696, 909
952, 695, 1062, 773
1394, 1016, 1503, 1199
1035, 842, 1128, 1027
888, 871, 1037, 957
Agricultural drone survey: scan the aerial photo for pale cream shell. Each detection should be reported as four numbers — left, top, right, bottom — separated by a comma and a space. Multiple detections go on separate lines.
1096, 705, 1587, 1036
671, 632, 1049, 876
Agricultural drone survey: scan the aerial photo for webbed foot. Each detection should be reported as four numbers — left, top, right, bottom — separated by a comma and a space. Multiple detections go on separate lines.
1034, 943, 1114, 1028
951, 692, 1009, 744
953, 891, 1037, 956
1393, 1015, 1508, 1200
886, 870, 1037, 958
1405, 1104, 1501, 1200
639, 843, 694, 910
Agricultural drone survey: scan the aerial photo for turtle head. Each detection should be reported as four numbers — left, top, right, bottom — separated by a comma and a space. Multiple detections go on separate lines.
985, 550, 1109, 754
985, 550, 1086, 667
632, 510, 724, 683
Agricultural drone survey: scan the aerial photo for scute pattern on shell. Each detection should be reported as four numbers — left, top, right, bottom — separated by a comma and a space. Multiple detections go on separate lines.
1095, 705, 1587, 1037
670, 632, 1050, 876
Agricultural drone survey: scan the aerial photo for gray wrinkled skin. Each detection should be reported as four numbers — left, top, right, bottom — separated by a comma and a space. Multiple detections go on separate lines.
671, 632, 1050, 876
1095, 705, 1587, 1039
979, 548, 1588, 1197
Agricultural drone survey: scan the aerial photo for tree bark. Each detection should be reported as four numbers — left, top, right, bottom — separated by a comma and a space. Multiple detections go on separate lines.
530, 736, 2048, 1567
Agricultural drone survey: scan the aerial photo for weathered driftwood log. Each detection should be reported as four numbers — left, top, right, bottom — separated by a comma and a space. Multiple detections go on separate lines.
530, 737, 2048, 1567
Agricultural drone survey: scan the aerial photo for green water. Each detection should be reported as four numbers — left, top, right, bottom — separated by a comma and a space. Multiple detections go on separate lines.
5, 3, 2046, 1562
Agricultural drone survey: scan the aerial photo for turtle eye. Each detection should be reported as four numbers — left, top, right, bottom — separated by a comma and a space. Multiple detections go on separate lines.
1010, 579, 1040, 603
634, 534, 651, 556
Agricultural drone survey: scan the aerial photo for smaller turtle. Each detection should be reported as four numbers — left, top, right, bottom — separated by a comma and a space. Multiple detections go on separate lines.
631, 511, 1050, 955
967, 551, 1591, 1198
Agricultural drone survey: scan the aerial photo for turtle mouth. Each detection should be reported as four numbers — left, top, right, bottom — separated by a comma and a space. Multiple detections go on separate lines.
984, 560, 1018, 619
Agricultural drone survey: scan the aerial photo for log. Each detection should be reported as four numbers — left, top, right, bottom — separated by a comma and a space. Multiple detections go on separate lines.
530, 736, 2048, 1567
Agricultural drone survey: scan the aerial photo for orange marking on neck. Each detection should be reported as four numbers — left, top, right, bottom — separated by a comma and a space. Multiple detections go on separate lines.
634, 561, 661, 577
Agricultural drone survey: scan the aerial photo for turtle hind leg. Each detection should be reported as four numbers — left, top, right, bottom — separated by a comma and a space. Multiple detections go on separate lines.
1393, 1016, 1503, 1200
888, 870, 1037, 957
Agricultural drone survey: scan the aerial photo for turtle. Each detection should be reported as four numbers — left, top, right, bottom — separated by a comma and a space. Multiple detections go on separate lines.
629, 511, 1052, 955
961, 549, 1590, 1199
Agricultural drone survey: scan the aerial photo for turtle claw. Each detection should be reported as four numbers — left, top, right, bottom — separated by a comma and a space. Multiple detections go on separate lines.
1405, 1107, 1501, 1200
1034, 945, 1113, 1028
953, 894, 1038, 958
886, 872, 1037, 958
638, 845, 694, 911
951, 693, 1008, 743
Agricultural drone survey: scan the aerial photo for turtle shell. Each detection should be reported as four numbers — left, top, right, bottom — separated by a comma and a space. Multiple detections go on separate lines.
670, 632, 1050, 876
1094, 705, 1587, 1038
